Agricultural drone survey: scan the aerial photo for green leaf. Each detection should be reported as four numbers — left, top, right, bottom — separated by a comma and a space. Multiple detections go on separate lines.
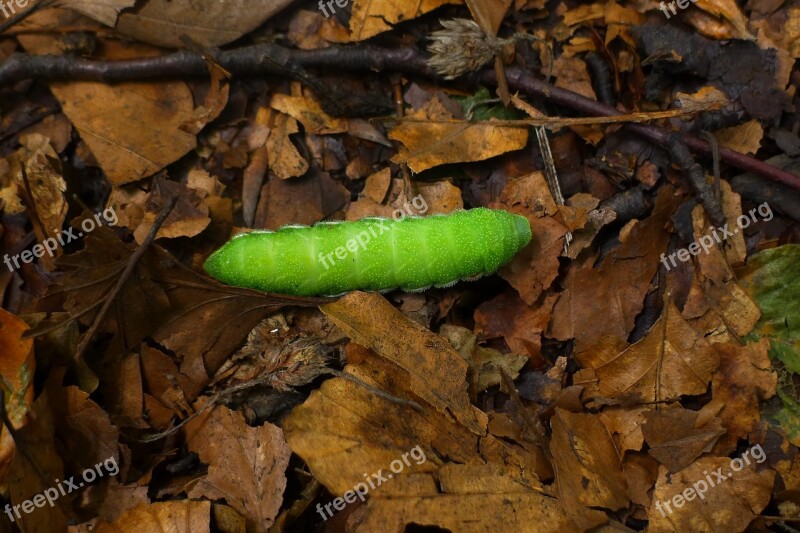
740, 244, 800, 441
740, 244, 800, 373
454, 87, 521, 121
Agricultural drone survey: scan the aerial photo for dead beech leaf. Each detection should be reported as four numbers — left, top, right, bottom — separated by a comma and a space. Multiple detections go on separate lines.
94, 500, 213, 533
130, 178, 211, 243
675, 86, 730, 113
715, 119, 764, 155
349, 0, 461, 41
700, 339, 776, 448
642, 406, 725, 473
647, 457, 774, 532
116, 0, 295, 48
695, 0, 756, 40
549, 408, 629, 530
389, 108, 528, 173
577, 300, 719, 403
320, 292, 484, 434
282, 354, 567, 530
15, 35, 199, 185
185, 404, 290, 531
267, 113, 309, 180
465, 0, 511, 35
356, 464, 571, 532
270, 93, 348, 135
550, 187, 679, 352
0, 309, 35, 484
56, 0, 135, 27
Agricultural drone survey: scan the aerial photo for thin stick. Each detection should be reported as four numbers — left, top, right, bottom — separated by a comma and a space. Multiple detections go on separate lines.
72, 195, 178, 361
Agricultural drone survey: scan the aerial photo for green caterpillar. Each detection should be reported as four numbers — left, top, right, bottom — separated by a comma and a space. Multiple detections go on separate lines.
203, 208, 531, 297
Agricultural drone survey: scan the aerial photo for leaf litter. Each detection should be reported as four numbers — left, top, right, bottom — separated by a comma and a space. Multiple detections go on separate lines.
0, 0, 798, 531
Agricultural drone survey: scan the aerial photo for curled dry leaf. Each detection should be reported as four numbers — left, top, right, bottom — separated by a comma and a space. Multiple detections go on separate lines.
185, 404, 291, 531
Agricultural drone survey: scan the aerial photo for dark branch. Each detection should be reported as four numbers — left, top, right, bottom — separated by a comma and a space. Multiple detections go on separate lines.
1, 43, 798, 189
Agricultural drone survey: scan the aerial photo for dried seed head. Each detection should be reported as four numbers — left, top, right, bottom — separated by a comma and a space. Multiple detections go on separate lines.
427, 18, 514, 80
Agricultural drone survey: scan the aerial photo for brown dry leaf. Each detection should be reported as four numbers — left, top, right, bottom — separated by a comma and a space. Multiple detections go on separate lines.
354, 464, 571, 532
0, 309, 35, 484
320, 292, 485, 433
116, 0, 295, 48
439, 324, 527, 392
465, 0, 511, 35
94, 500, 213, 532
549, 408, 629, 530
349, 0, 461, 41
647, 457, 774, 532
700, 339, 776, 447
674, 86, 731, 113
492, 172, 569, 305
185, 404, 290, 531
550, 187, 678, 352
416, 180, 464, 213
267, 112, 309, 180
389, 106, 528, 173
5, 391, 67, 532
642, 406, 725, 473
47, 381, 120, 474
362, 168, 391, 204
552, 56, 597, 100
129, 178, 211, 243
577, 300, 719, 403
715, 119, 764, 155
598, 406, 648, 453
254, 169, 348, 229
18, 35, 197, 185
282, 313, 571, 531
695, 0, 756, 40
57, 0, 135, 27
474, 291, 557, 360
270, 93, 348, 135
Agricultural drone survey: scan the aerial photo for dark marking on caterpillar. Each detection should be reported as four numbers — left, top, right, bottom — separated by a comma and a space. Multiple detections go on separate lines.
204, 208, 532, 296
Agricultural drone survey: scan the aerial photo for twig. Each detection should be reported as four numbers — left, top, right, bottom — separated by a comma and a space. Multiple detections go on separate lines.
72, 195, 178, 361
0, 44, 797, 188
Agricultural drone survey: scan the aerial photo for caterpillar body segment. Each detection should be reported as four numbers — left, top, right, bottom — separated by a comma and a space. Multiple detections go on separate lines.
203, 208, 532, 297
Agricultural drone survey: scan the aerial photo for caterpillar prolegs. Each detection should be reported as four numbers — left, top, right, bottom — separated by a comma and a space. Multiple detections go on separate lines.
203, 208, 532, 297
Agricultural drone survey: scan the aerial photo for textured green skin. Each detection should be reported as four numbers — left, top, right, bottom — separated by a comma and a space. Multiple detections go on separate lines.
203, 208, 531, 296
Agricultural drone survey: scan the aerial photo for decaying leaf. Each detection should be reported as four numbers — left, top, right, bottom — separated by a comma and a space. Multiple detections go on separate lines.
186, 404, 291, 531
577, 299, 719, 403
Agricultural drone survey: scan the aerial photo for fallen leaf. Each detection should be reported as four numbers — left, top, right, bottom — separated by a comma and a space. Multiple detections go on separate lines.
116, 0, 296, 48
94, 500, 213, 532
58, 0, 136, 27
550, 187, 678, 352
271, 93, 348, 135
389, 105, 528, 173
549, 408, 629, 530
647, 457, 774, 532
642, 406, 725, 472
186, 404, 291, 531
577, 300, 719, 403
349, 0, 460, 41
